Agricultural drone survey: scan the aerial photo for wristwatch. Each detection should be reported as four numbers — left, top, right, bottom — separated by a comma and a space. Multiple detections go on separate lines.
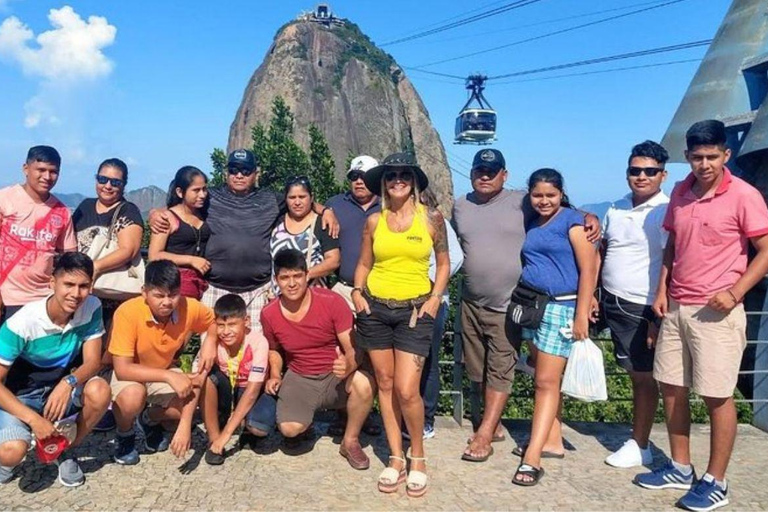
64, 375, 78, 388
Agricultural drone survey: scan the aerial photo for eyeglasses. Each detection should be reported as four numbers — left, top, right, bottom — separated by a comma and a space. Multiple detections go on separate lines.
347, 171, 365, 182
286, 175, 311, 187
95, 175, 124, 187
384, 170, 414, 182
227, 166, 256, 177
627, 166, 665, 177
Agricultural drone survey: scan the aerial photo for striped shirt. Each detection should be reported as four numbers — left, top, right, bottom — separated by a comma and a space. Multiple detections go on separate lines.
0, 295, 104, 395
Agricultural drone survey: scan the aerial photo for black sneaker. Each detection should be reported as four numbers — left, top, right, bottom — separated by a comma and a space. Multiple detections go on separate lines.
238, 432, 263, 451
204, 449, 226, 466
137, 414, 168, 453
113, 431, 140, 465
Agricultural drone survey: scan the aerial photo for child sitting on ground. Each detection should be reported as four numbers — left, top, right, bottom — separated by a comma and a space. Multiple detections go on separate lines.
197, 294, 270, 465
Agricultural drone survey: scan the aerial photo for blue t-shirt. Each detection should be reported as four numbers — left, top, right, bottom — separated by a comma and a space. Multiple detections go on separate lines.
520, 207, 584, 305
326, 192, 381, 284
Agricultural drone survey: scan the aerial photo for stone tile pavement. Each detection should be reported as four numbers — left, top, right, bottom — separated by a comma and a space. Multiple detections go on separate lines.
0, 417, 766, 511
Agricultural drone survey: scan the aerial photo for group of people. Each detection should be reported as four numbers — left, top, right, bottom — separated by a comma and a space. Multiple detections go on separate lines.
0, 118, 764, 511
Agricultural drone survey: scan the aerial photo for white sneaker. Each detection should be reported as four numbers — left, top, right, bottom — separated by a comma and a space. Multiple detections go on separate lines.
605, 439, 652, 468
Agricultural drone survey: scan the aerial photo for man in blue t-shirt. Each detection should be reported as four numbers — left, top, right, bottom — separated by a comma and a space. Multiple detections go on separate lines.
0, 252, 110, 487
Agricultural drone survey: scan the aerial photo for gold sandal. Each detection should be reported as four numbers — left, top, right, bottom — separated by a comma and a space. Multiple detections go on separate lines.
406, 454, 428, 498
378, 455, 406, 493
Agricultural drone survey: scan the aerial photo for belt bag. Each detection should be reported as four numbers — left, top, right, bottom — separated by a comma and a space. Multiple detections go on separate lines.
507, 282, 577, 329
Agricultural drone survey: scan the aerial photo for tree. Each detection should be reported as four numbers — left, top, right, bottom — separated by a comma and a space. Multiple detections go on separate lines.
211, 96, 343, 202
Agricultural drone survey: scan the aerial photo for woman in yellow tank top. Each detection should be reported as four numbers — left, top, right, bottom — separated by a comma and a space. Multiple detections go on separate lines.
352, 153, 450, 498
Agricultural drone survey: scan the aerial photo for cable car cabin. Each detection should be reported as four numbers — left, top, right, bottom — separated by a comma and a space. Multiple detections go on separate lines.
455, 108, 497, 144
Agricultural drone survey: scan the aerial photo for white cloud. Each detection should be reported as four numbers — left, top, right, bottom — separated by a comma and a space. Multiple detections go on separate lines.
0, 6, 116, 82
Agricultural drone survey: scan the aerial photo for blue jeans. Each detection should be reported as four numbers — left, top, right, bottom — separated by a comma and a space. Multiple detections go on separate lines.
0, 385, 82, 446
420, 301, 448, 427
207, 367, 276, 433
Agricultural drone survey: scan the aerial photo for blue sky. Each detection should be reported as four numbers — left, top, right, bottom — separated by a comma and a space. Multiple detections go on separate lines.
0, 0, 730, 206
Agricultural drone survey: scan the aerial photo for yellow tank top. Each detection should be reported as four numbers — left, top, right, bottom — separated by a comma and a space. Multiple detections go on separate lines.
367, 204, 433, 300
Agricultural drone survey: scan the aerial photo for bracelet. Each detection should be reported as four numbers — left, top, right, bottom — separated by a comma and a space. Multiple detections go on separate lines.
726, 289, 739, 303
351, 287, 363, 296
320, 206, 331, 216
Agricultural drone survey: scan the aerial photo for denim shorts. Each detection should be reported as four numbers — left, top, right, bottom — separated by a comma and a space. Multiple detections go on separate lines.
0, 385, 83, 446
207, 367, 276, 433
356, 299, 435, 357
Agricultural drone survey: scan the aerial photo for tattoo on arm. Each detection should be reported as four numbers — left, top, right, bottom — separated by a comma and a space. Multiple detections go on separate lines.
413, 354, 426, 371
428, 208, 448, 253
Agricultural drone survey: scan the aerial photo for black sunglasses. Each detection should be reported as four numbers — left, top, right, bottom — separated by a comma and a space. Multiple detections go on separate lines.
347, 171, 365, 182
286, 175, 311, 187
627, 166, 665, 177
227, 166, 256, 177
384, 170, 414, 182
95, 174, 124, 187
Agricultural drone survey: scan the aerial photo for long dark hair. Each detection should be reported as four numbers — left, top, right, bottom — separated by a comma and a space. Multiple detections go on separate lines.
167, 166, 208, 208
527, 168, 572, 208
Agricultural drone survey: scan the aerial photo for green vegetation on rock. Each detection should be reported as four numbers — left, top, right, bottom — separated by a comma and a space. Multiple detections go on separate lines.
332, 21, 397, 88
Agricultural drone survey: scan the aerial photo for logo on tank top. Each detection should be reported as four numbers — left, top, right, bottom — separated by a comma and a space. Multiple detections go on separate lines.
406, 235, 423, 244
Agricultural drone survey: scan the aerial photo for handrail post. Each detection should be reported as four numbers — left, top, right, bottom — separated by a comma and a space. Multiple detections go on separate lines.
754, 279, 768, 432
452, 279, 465, 426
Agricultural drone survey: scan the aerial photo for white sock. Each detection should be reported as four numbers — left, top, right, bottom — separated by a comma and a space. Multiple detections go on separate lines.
672, 459, 693, 475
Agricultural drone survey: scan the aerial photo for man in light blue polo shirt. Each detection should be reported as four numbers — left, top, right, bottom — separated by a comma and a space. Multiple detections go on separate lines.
0, 252, 110, 487
601, 140, 669, 468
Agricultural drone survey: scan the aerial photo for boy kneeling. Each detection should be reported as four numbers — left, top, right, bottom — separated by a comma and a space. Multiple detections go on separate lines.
109, 260, 216, 464
0, 252, 110, 487
199, 294, 270, 465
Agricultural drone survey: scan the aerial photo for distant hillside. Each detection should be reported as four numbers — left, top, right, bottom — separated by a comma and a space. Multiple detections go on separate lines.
56, 185, 166, 218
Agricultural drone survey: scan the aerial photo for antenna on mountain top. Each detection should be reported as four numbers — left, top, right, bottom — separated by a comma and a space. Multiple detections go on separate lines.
454, 75, 497, 145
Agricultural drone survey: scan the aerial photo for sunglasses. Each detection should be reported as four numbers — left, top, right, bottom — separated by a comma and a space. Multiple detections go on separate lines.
286, 175, 311, 188
384, 170, 414, 182
627, 166, 665, 177
347, 171, 365, 182
227, 166, 256, 177
95, 175, 124, 188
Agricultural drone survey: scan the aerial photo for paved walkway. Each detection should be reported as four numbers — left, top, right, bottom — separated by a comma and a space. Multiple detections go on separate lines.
0, 418, 766, 511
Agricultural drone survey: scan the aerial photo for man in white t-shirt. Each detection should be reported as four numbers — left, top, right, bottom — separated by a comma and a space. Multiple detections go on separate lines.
600, 140, 669, 468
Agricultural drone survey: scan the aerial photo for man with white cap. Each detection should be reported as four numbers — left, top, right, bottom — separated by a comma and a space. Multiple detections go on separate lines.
326, 155, 382, 437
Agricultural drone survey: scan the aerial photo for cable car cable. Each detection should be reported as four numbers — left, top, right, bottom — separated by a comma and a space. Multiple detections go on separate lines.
382, 0, 511, 42
409, 0, 691, 69
380, 0, 543, 47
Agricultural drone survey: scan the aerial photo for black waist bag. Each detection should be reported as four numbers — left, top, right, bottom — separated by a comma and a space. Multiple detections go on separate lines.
507, 281, 551, 329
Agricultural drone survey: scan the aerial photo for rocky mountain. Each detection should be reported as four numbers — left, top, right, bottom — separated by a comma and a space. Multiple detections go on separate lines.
228, 13, 454, 214
56, 185, 166, 218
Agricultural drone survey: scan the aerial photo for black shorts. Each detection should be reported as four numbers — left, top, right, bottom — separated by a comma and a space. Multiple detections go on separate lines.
356, 299, 434, 357
601, 290, 657, 373
209, 366, 245, 428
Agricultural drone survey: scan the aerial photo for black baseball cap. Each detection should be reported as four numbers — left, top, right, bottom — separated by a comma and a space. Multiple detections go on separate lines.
227, 149, 258, 170
471, 149, 505, 172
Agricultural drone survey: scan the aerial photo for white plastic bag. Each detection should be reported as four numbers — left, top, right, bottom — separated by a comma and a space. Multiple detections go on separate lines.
561, 338, 608, 402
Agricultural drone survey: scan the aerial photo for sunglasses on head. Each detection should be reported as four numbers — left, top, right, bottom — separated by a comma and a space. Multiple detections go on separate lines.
286, 175, 311, 188
347, 171, 365, 182
627, 166, 664, 177
384, 170, 414, 182
95, 174, 124, 188
227, 166, 256, 177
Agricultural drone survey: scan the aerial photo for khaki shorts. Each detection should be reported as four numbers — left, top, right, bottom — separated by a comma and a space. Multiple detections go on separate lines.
110, 368, 184, 408
654, 299, 747, 398
276, 370, 349, 426
461, 300, 520, 394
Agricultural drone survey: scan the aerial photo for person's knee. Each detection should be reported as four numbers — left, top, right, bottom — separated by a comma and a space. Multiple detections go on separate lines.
246, 425, 269, 437
533, 374, 560, 393
114, 385, 147, 416
278, 422, 308, 438
660, 382, 688, 399
0, 441, 28, 467
375, 371, 394, 393
349, 372, 374, 401
394, 381, 420, 405
83, 378, 111, 409
702, 395, 731, 411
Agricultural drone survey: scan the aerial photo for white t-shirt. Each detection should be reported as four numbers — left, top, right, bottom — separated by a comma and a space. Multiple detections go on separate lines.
601, 191, 669, 305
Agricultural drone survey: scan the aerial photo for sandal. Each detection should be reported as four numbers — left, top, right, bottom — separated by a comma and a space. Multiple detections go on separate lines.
512, 444, 565, 459
512, 463, 545, 487
461, 445, 494, 463
377, 455, 406, 494
466, 432, 505, 444
406, 454, 428, 498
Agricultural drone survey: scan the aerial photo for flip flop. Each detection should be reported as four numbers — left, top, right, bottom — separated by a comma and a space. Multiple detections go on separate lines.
511, 463, 545, 487
512, 445, 565, 459
466, 433, 505, 444
461, 445, 494, 463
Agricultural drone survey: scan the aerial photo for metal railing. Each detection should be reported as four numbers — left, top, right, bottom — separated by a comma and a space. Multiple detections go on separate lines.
442, 287, 768, 432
